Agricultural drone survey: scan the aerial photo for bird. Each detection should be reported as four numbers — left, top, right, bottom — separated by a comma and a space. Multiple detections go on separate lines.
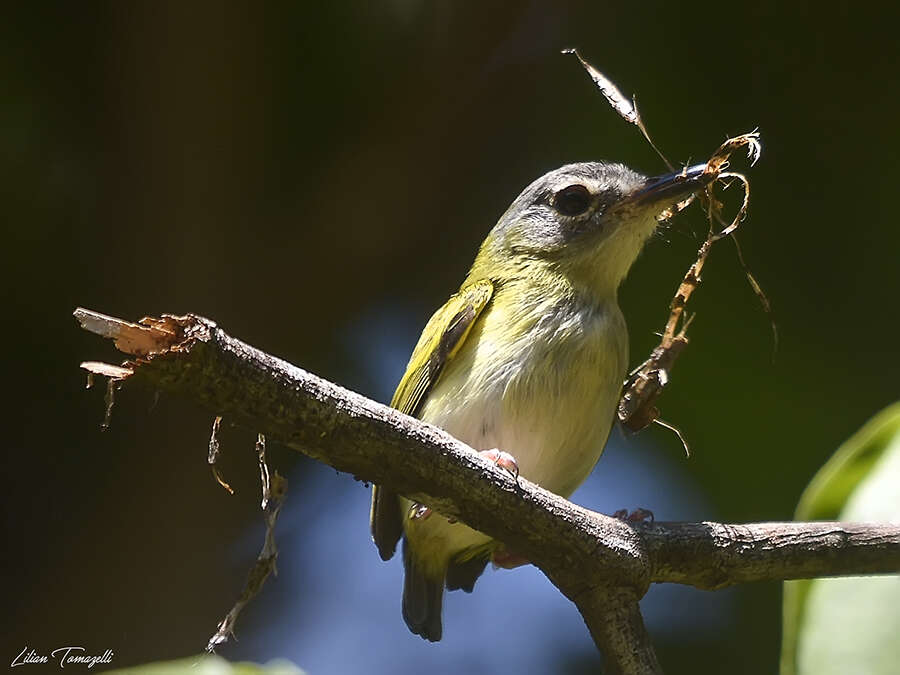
370, 160, 712, 641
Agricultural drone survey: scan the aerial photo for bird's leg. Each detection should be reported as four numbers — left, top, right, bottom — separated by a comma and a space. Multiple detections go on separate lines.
481, 447, 527, 568
611, 508, 655, 524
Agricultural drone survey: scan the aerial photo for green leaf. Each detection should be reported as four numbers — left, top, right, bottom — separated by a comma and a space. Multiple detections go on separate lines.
106, 654, 305, 675
781, 402, 900, 675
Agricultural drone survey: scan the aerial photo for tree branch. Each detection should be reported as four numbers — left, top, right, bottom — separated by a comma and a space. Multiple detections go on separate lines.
644, 521, 900, 588
572, 586, 662, 675
74, 308, 900, 674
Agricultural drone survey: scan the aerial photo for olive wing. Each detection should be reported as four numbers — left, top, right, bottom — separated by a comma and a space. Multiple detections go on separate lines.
369, 279, 494, 560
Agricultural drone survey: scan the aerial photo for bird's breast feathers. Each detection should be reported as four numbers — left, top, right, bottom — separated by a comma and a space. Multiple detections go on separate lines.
418, 286, 628, 498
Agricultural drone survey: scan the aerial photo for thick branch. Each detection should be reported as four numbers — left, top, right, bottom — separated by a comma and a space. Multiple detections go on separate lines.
645, 521, 900, 589
573, 586, 662, 675
74, 309, 650, 598
74, 308, 900, 673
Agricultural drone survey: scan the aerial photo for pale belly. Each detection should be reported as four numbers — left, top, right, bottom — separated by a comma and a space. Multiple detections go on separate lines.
404, 295, 628, 570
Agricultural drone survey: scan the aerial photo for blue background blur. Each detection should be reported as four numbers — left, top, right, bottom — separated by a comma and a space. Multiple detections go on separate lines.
5, 2, 899, 673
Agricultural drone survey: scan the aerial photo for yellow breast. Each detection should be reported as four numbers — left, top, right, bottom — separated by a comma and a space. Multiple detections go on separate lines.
419, 279, 628, 497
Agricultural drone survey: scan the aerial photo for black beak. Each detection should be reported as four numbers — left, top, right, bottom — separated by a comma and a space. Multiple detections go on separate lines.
629, 163, 713, 207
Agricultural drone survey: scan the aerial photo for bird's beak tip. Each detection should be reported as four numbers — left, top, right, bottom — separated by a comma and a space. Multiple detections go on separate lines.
629, 163, 713, 207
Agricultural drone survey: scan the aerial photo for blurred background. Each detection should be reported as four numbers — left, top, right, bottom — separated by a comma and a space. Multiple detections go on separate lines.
4, 1, 899, 673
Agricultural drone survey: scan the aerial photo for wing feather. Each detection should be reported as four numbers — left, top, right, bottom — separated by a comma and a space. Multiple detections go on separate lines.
370, 279, 494, 560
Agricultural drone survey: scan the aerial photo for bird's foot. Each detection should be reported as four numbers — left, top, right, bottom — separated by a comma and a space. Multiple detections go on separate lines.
491, 547, 531, 570
443, 450, 521, 525
611, 508, 655, 524
479, 448, 520, 484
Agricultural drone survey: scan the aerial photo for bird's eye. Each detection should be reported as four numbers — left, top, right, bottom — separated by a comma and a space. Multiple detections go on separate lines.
553, 184, 592, 216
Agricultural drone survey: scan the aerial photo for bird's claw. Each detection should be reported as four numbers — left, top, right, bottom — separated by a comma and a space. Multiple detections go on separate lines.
611, 508, 655, 524
479, 448, 520, 484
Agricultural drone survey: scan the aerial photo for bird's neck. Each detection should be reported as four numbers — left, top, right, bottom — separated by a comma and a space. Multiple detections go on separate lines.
466, 256, 621, 320
471, 249, 623, 304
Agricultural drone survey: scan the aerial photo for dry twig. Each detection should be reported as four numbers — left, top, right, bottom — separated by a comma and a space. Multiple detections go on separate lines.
208, 415, 233, 494
207, 461, 287, 652
563, 49, 772, 444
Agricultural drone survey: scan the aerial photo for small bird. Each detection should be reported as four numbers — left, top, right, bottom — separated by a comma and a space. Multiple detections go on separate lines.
370, 160, 712, 641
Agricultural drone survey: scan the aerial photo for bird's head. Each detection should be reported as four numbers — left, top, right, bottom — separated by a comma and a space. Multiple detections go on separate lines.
474, 161, 712, 297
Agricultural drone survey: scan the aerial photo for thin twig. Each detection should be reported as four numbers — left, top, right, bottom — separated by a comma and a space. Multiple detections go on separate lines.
208, 415, 233, 494
257, 434, 270, 510
207, 456, 287, 652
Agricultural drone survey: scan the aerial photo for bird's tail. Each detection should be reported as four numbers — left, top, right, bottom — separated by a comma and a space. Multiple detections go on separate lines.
402, 539, 444, 642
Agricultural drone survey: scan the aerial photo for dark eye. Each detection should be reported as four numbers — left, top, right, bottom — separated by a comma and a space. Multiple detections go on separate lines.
553, 184, 592, 216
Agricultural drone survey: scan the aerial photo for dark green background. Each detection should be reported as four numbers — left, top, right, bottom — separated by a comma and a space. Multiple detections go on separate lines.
4, 2, 898, 673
